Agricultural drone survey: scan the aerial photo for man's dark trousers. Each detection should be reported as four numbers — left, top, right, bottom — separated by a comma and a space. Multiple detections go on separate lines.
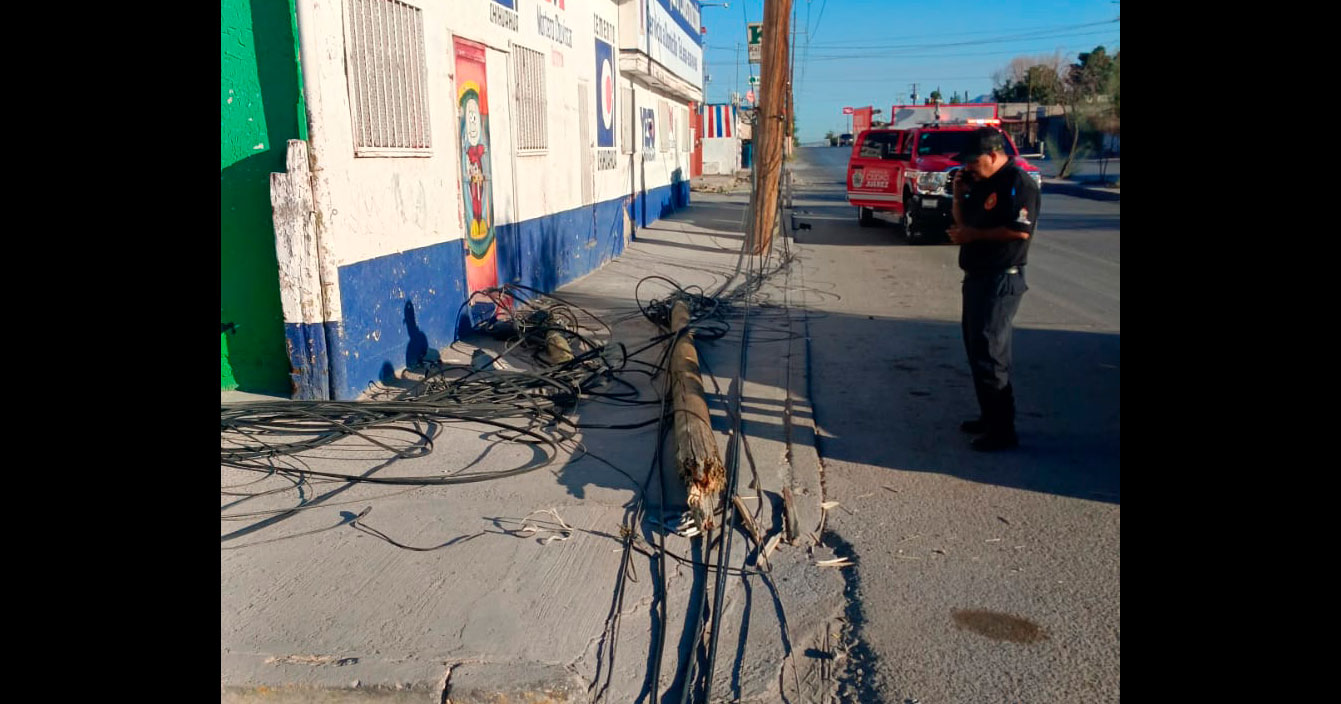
962, 267, 1027, 435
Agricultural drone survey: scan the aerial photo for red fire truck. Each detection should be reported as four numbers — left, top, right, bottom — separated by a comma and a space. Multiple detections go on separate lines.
845, 104, 1041, 244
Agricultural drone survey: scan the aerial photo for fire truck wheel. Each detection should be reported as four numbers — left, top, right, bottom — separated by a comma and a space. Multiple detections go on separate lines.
905, 213, 923, 245
858, 207, 876, 227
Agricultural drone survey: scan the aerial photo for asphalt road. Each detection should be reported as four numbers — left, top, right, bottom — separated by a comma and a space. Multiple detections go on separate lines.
789, 146, 1120, 703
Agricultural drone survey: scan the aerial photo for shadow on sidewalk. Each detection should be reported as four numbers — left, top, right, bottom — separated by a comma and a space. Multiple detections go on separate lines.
805, 311, 1120, 504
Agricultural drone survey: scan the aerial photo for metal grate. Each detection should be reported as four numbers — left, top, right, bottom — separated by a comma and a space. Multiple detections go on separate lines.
513, 45, 548, 152
345, 0, 432, 154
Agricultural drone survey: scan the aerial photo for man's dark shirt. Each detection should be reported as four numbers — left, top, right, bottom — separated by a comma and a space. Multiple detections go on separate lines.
957, 163, 1040, 274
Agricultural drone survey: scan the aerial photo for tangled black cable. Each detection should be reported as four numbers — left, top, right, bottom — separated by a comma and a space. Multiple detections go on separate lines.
221, 286, 648, 539
220, 399, 567, 486
635, 276, 731, 343
595, 260, 802, 704
222, 207, 802, 703
457, 283, 615, 367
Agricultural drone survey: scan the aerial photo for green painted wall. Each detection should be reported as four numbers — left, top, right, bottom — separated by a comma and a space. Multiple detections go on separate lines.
221, 0, 306, 393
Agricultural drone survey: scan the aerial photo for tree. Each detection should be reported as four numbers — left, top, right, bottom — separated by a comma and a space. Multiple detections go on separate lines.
1110, 51, 1120, 124
1057, 45, 1119, 178
992, 61, 1063, 104
930, 89, 942, 104
992, 52, 1064, 102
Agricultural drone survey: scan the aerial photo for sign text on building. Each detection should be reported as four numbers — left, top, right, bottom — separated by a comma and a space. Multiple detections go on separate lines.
490, 0, 519, 31
645, 0, 703, 89
536, 4, 573, 47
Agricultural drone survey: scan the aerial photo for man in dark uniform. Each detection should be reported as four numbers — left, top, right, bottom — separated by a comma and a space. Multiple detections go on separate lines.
948, 128, 1040, 451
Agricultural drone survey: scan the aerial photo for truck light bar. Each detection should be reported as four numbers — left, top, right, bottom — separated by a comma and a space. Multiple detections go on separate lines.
919, 118, 1003, 127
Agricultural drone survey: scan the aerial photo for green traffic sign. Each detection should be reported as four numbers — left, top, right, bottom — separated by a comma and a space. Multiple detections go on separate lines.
748, 23, 762, 45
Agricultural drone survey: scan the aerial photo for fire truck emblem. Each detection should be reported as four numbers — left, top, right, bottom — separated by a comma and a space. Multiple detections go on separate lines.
984, 192, 998, 210
852, 169, 863, 188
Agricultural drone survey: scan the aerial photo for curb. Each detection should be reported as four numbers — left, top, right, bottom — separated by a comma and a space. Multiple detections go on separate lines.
222, 662, 586, 704
779, 207, 825, 543
222, 685, 436, 704
1041, 179, 1120, 202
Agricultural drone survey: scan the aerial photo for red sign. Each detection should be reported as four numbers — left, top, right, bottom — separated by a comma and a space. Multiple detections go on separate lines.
842, 106, 854, 115
853, 106, 873, 136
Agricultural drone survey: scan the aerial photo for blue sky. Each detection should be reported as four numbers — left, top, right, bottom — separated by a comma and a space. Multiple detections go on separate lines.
697, 0, 1121, 142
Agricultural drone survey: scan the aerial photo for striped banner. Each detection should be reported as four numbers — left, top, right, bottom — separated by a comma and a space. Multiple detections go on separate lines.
703, 104, 734, 139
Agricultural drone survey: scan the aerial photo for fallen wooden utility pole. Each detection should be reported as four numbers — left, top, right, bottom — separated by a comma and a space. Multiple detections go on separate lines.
667, 299, 725, 531
750, 0, 792, 254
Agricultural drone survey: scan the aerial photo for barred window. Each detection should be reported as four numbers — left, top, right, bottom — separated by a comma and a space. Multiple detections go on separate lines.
620, 86, 634, 154
513, 45, 548, 152
344, 0, 432, 155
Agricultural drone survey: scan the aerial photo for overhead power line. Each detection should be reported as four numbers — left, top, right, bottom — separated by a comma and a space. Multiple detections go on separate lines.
801, 17, 1118, 48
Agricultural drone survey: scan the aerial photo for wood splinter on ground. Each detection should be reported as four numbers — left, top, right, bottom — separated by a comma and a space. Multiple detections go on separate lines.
668, 299, 725, 532
733, 495, 768, 569
782, 486, 800, 544
545, 331, 574, 364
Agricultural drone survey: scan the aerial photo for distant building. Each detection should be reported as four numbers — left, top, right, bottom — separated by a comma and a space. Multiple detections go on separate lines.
699, 103, 743, 174
996, 102, 1066, 152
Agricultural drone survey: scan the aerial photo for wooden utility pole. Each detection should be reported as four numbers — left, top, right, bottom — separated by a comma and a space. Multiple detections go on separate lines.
1026, 69, 1034, 150
668, 300, 724, 531
750, 0, 791, 254
785, 1, 797, 159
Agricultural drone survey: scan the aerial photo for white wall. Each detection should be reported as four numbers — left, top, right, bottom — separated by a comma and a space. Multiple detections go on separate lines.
508, 0, 631, 224
297, 0, 464, 268
626, 79, 692, 193
295, 0, 632, 269
701, 137, 739, 175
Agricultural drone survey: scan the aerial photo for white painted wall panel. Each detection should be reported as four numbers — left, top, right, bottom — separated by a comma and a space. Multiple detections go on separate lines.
702, 137, 739, 175
296, 0, 684, 269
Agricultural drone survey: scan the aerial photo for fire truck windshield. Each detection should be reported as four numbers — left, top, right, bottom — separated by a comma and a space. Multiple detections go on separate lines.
917, 131, 1017, 158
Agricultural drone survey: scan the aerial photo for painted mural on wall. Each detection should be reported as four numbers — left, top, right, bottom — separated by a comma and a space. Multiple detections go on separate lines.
455, 38, 498, 297
594, 15, 619, 171
642, 107, 656, 160
595, 38, 615, 148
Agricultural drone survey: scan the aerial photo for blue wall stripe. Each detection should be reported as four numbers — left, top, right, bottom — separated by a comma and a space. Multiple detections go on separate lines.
496, 197, 632, 292
324, 320, 347, 401
635, 181, 692, 228
284, 322, 330, 400
324, 188, 687, 400
334, 243, 470, 400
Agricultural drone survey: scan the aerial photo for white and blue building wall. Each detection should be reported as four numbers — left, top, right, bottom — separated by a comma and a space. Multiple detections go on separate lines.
277, 0, 702, 400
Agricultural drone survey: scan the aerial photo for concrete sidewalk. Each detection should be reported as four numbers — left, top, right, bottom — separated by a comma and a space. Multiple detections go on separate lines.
1034, 156, 1120, 202
221, 183, 843, 703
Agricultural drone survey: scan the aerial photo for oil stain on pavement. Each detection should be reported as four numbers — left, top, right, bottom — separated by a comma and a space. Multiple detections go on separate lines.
951, 609, 1048, 644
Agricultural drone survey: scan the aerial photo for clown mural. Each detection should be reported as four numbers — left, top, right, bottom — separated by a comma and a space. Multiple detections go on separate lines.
454, 39, 498, 296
